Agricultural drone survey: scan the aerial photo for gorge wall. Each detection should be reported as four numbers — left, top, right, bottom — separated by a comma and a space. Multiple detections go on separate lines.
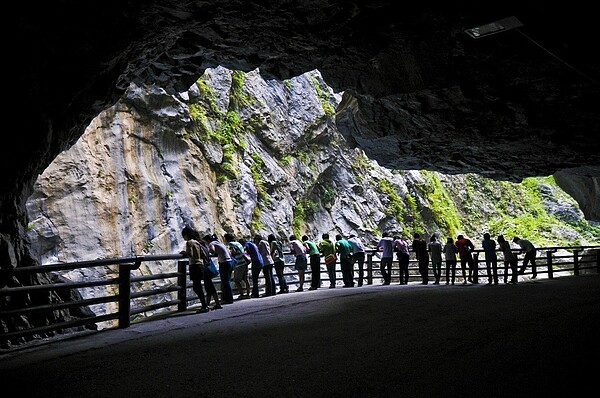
5, 1, 600, 272
25, 67, 599, 267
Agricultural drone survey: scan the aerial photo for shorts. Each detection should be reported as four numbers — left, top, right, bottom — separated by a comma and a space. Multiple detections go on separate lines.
189, 263, 203, 280
233, 263, 248, 282
294, 254, 308, 271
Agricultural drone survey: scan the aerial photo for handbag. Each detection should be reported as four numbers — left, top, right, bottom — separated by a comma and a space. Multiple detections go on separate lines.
325, 253, 337, 265
206, 260, 219, 279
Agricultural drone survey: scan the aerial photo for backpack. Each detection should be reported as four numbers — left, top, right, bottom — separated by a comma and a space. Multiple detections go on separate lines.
229, 241, 250, 267
271, 240, 284, 260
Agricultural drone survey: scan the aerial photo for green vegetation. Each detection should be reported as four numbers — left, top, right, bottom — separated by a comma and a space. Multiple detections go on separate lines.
320, 186, 336, 207
250, 205, 264, 234
229, 70, 252, 110
296, 150, 310, 164
188, 72, 256, 183
483, 176, 599, 245
405, 193, 425, 236
418, 171, 463, 238
376, 179, 405, 224
310, 76, 336, 116
249, 153, 267, 201
416, 173, 600, 246
292, 198, 317, 237
279, 154, 292, 166
195, 78, 220, 114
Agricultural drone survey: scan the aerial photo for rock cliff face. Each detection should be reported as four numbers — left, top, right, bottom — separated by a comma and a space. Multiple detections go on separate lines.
26, 67, 599, 267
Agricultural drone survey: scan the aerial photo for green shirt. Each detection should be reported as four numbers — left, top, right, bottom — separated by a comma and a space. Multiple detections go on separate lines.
319, 239, 336, 257
304, 240, 320, 255
336, 239, 353, 260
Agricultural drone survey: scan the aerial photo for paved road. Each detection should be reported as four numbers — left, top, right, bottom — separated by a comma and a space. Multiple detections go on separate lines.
2, 275, 599, 397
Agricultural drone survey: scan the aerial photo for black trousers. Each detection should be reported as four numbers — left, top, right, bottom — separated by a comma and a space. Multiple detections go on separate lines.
354, 252, 366, 285
274, 260, 288, 292
397, 252, 410, 284
380, 257, 392, 284
310, 254, 321, 288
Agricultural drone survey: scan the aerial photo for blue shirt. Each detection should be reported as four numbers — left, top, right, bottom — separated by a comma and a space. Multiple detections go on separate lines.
244, 241, 264, 268
378, 236, 394, 258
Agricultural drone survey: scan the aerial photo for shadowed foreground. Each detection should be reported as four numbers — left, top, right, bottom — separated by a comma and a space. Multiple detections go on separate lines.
2, 275, 599, 397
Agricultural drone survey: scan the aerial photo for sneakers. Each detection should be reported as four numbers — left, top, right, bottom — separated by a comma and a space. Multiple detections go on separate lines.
237, 294, 250, 300
212, 304, 222, 310
196, 307, 210, 313
308, 286, 318, 291
296, 287, 304, 292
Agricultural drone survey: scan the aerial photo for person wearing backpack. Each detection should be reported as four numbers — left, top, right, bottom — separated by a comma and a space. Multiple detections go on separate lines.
268, 234, 289, 294
181, 226, 221, 312
255, 234, 277, 297
243, 238, 264, 298
203, 233, 235, 304
225, 233, 251, 300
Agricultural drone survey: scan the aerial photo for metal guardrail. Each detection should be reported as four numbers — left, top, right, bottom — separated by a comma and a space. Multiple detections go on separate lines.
1, 246, 599, 347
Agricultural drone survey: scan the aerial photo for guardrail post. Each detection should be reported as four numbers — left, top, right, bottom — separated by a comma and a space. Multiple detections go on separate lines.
546, 251, 554, 279
473, 252, 479, 284
367, 253, 373, 285
573, 250, 580, 276
177, 260, 188, 312
118, 263, 133, 329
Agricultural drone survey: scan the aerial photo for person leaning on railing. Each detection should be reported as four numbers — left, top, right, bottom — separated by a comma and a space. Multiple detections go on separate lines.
348, 234, 367, 287
203, 234, 235, 304
181, 226, 221, 312
268, 234, 289, 294
497, 235, 518, 284
289, 235, 308, 292
513, 237, 537, 279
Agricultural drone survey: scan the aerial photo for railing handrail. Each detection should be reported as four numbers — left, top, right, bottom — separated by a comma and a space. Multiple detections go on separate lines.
1, 245, 599, 348
3, 245, 598, 275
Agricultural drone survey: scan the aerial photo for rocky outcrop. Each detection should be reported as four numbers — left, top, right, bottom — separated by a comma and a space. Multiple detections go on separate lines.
554, 167, 600, 222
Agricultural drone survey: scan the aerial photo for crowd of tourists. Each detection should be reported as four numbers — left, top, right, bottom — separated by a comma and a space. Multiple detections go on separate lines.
180, 226, 537, 313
